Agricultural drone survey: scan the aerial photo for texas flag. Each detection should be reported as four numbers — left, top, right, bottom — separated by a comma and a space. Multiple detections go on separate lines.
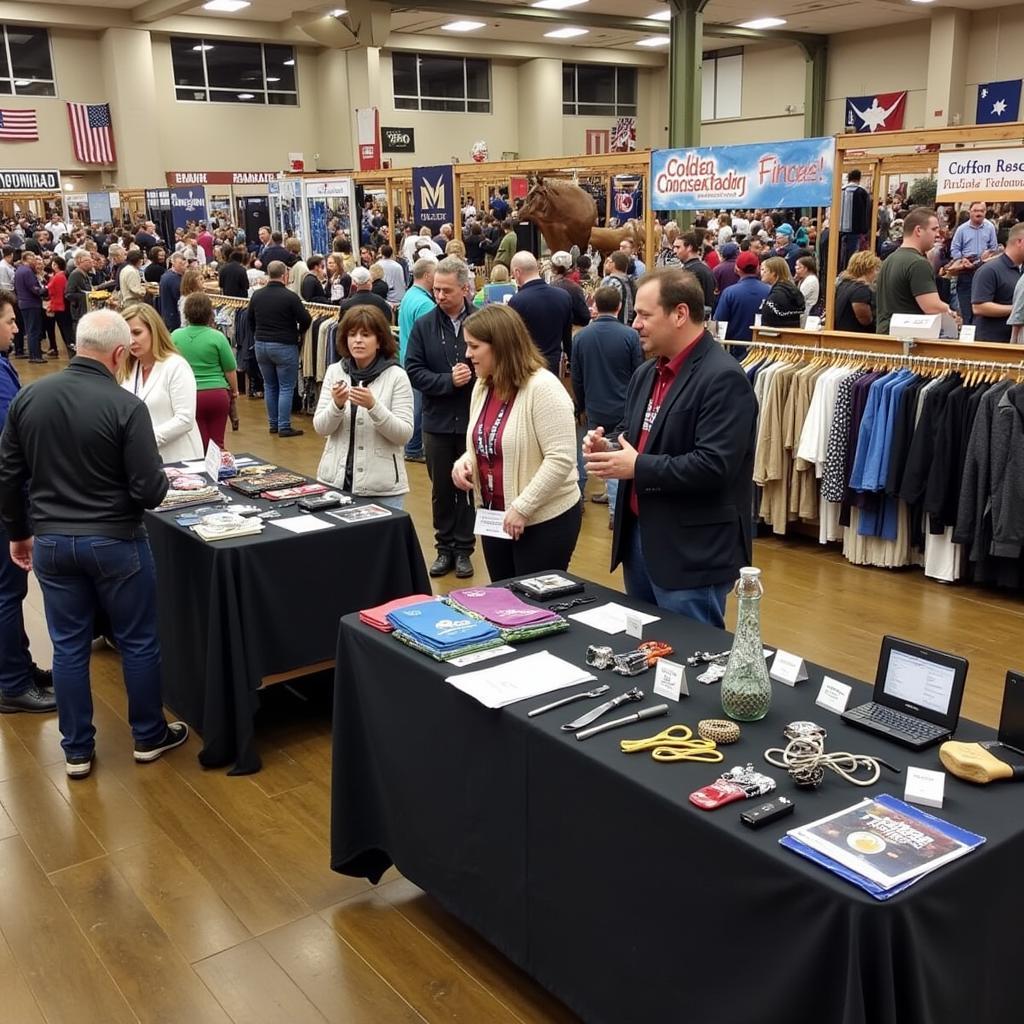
844, 91, 907, 133
976, 79, 1022, 124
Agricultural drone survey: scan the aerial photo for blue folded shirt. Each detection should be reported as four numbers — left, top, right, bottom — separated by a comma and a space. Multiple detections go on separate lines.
386, 599, 500, 652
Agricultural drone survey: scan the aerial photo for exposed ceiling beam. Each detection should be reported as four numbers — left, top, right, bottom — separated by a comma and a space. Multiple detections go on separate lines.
133, 0, 199, 23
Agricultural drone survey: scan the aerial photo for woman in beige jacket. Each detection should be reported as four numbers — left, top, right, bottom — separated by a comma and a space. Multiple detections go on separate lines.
452, 303, 581, 579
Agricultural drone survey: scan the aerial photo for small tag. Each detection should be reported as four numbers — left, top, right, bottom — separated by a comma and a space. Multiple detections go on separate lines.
804, 315, 822, 331
769, 649, 807, 686
205, 439, 222, 485
624, 610, 644, 639
474, 508, 510, 539
447, 645, 516, 668
959, 324, 976, 342
904, 766, 946, 809
815, 675, 852, 714
653, 659, 687, 702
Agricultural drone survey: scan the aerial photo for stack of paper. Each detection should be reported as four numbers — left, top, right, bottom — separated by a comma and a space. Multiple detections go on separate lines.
445, 650, 597, 709
568, 602, 660, 635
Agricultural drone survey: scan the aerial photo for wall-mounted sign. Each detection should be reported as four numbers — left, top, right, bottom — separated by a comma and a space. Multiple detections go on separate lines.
305, 178, 353, 198
165, 171, 278, 186
170, 187, 208, 229
936, 148, 1024, 203
0, 169, 61, 192
382, 127, 415, 153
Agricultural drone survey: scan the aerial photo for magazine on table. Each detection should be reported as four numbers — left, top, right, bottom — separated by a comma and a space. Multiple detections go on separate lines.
326, 504, 393, 524
783, 794, 985, 897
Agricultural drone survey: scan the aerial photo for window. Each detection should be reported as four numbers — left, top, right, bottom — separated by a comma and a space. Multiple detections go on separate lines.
562, 63, 636, 117
170, 37, 298, 105
0, 25, 56, 96
701, 49, 742, 121
392, 54, 491, 113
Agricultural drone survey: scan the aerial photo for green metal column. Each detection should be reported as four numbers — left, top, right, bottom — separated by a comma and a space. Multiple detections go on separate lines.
801, 41, 827, 138
668, 0, 707, 150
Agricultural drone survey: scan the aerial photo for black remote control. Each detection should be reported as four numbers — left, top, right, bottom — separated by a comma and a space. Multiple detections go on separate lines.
740, 795, 795, 829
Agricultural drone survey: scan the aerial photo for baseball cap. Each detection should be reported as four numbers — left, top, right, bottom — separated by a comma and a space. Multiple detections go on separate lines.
550, 250, 573, 269
721, 242, 740, 261
736, 251, 760, 273
776, 223, 794, 237
350, 266, 371, 285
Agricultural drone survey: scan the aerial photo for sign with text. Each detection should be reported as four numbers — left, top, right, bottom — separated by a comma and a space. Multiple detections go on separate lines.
165, 171, 277, 186
936, 148, 1024, 203
170, 187, 207, 230
356, 106, 381, 171
0, 168, 61, 191
381, 127, 415, 153
651, 137, 834, 211
412, 163, 455, 227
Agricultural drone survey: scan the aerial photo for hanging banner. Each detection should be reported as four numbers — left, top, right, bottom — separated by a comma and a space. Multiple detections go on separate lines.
935, 148, 1024, 203
610, 116, 636, 153
170, 186, 208, 229
0, 168, 60, 191
611, 175, 643, 223
844, 91, 907, 134
651, 137, 834, 211
586, 130, 610, 155
412, 164, 455, 227
87, 191, 112, 222
509, 175, 529, 201
356, 107, 381, 171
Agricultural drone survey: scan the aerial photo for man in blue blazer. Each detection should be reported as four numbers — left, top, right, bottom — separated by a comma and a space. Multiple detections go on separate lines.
507, 251, 572, 375
583, 268, 757, 627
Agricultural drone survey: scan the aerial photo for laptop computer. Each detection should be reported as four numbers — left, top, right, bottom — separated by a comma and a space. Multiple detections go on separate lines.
842, 636, 968, 751
994, 670, 1024, 756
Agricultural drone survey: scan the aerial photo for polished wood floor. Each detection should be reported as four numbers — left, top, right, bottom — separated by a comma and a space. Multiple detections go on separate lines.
3, 353, 1022, 1022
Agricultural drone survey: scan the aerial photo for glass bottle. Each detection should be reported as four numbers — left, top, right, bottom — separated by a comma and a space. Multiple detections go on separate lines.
720, 567, 772, 722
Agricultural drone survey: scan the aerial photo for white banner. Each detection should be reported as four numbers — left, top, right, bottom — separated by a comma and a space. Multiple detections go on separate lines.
935, 148, 1024, 202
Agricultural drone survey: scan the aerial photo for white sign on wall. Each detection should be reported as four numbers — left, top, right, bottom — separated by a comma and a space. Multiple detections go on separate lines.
936, 148, 1024, 203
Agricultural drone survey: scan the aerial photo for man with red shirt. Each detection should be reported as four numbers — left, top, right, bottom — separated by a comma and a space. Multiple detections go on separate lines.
583, 268, 757, 627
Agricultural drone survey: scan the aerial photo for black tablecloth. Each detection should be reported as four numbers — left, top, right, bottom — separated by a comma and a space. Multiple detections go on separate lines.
331, 575, 1022, 1024
147, 459, 430, 773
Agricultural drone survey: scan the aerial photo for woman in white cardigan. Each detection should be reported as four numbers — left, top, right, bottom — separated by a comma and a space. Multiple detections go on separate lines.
452, 303, 581, 579
313, 305, 414, 509
119, 304, 203, 462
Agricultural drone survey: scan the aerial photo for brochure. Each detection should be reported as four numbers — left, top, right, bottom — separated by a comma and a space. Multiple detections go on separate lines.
327, 504, 393, 523
784, 794, 984, 896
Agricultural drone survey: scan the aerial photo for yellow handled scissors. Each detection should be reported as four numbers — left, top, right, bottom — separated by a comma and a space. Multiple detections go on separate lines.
620, 724, 724, 763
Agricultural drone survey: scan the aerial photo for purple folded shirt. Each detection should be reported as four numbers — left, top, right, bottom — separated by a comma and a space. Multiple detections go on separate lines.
448, 587, 561, 628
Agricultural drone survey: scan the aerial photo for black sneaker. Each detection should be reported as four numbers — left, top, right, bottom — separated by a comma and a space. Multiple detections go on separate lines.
454, 554, 474, 579
66, 753, 93, 779
134, 722, 189, 763
277, 427, 304, 438
0, 686, 57, 714
269, 425, 278, 434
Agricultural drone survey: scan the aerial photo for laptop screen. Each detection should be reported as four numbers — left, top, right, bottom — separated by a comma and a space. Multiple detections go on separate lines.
997, 671, 1024, 753
882, 648, 956, 716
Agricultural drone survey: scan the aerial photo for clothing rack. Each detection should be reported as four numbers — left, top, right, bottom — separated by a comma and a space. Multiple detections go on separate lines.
208, 293, 340, 318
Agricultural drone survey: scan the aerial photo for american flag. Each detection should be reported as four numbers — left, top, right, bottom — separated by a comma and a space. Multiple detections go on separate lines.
67, 101, 116, 163
0, 108, 39, 141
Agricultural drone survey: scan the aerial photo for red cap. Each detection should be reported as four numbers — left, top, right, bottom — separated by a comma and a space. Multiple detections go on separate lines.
736, 250, 760, 273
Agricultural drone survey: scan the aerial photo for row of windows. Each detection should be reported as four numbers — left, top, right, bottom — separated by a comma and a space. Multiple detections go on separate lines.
0, 25, 56, 96
170, 37, 297, 106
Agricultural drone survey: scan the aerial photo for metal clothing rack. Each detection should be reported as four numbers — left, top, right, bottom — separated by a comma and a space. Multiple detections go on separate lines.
208, 293, 340, 318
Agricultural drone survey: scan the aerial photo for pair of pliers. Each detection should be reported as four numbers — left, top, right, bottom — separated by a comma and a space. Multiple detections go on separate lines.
620, 724, 724, 763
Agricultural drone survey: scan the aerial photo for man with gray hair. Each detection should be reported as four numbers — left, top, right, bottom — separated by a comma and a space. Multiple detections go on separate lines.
405, 257, 477, 578
158, 250, 186, 331
0, 309, 188, 779
508, 250, 572, 375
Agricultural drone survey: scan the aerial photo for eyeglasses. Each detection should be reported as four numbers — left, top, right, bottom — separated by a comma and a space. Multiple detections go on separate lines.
548, 596, 596, 613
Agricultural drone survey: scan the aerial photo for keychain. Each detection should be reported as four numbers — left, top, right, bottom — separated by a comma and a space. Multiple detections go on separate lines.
689, 764, 776, 810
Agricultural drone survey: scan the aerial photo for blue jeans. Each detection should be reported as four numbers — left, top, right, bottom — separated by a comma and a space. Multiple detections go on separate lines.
21, 306, 44, 360
255, 341, 299, 431
955, 274, 975, 325
375, 494, 405, 511
622, 524, 730, 628
405, 388, 423, 456
0, 522, 33, 697
577, 423, 618, 513
32, 535, 166, 757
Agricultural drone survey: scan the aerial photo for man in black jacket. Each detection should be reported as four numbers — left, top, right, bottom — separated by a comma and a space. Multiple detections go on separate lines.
508, 251, 573, 375
583, 268, 757, 627
0, 309, 188, 778
672, 232, 716, 315
247, 261, 312, 437
404, 257, 476, 578
257, 230, 296, 269
217, 248, 250, 298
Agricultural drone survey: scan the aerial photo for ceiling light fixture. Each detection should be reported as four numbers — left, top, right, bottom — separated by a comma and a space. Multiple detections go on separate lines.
636, 36, 670, 46
329, 8, 346, 15
201, 0, 250, 11
237, 93, 255, 99
736, 17, 787, 28
442, 20, 486, 31
648, 9, 671, 19
192, 44, 214, 51
545, 27, 589, 37
532, 0, 588, 9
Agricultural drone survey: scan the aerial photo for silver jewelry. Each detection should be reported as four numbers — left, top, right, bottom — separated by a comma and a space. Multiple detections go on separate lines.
764, 735, 882, 789
697, 662, 727, 685
784, 720, 827, 742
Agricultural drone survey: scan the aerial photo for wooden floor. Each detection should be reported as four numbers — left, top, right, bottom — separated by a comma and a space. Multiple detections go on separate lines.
3, 354, 1022, 1023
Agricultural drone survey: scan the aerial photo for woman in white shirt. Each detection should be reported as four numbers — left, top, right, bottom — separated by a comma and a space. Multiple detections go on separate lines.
118, 303, 203, 462
795, 255, 821, 322
313, 304, 413, 509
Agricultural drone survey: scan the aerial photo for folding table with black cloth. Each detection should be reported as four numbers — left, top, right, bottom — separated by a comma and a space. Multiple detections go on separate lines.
146, 459, 429, 774
331, 574, 1024, 1024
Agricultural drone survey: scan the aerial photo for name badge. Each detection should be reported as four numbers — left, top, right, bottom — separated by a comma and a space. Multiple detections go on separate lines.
770, 649, 807, 686
815, 676, 852, 714
904, 766, 946, 809
653, 659, 688, 702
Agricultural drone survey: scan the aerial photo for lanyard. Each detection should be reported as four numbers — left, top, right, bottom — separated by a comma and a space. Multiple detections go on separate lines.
133, 362, 142, 396
474, 389, 510, 508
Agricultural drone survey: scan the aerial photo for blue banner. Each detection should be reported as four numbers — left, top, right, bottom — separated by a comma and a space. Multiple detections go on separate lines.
976, 79, 1022, 124
412, 164, 455, 228
170, 186, 207, 230
651, 137, 834, 211
86, 191, 111, 223
610, 175, 643, 223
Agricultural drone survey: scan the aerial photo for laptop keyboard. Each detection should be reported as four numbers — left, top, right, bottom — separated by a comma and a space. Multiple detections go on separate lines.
845, 702, 946, 740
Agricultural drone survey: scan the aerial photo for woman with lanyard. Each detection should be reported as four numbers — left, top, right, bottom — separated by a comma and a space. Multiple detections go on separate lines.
452, 303, 581, 579
313, 305, 414, 509
118, 304, 203, 462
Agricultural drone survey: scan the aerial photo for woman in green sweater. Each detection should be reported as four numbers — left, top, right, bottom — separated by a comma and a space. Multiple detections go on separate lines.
172, 291, 239, 450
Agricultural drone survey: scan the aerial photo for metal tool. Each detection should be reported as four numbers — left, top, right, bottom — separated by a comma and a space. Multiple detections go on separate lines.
527, 685, 610, 718
561, 687, 643, 732
576, 704, 669, 741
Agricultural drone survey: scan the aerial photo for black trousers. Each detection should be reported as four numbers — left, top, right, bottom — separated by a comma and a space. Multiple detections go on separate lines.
481, 500, 582, 580
423, 431, 476, 556
54, 310, 75, 354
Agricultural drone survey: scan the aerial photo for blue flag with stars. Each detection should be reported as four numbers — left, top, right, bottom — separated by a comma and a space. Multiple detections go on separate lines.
976, 79, 1021, 124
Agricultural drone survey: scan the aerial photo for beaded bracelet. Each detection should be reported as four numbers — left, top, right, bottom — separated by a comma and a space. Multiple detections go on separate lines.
698, 719, 741, 745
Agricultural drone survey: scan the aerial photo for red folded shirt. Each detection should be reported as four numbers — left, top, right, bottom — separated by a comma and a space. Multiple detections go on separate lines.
359, 593, 434, 632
